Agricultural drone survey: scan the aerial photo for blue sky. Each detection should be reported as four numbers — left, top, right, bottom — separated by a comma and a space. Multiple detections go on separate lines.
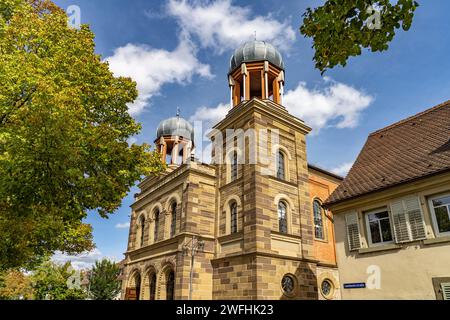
51, 0, 450, 268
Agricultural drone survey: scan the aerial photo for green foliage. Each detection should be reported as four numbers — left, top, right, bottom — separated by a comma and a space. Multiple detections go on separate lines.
300, 0, 419, 73
88, 259, 121, 300
0, 0, 24, 23
30, 259, 86, 300
0, 269, 34, 300
0, 0, 165, 271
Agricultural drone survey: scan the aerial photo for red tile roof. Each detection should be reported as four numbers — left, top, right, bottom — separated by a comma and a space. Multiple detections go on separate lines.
325, 100, 450, 206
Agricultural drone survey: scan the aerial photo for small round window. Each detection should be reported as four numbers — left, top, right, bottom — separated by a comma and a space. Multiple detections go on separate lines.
321, 279, 334, 299
281, 275, 296, 296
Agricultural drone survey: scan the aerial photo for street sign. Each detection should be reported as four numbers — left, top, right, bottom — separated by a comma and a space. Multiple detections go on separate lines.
343, 283, 366, 289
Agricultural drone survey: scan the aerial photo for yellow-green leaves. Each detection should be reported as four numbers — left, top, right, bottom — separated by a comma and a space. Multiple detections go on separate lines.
0, 0, 164, 270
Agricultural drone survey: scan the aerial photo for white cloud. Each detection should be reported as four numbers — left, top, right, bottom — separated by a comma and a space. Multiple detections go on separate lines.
166, 0, 296, 53
105, 33, 212, 115
190, 102, 230, 128
330, 162, 354, 177
127, 137, 138, 146
189, 102, 230, 164
189, 79, 373, 136
52, 249, 119, 270
115, 222, 130, 229
284, 78, 374, 133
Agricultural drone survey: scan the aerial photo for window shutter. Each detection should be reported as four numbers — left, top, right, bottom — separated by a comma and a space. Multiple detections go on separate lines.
390, 200, 411, 243
404, 196, 427, 240
441, 283, 450, 300
345, 212, 361, 251
390, 196, 427, 243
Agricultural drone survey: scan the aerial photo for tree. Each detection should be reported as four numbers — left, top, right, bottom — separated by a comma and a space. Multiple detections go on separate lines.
300, 0, 419, 73
0, 0, 164, 270
88, 259, 121, 300
30, 259, 86, 300
0, 269, 34, 300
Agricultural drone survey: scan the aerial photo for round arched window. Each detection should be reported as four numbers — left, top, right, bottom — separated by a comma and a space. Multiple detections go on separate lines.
321, 279, 334, 299
281, 274, 296, 296
278, 201, 288, 234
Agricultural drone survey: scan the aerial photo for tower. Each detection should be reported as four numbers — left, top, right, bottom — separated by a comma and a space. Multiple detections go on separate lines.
212, 40, 319, 300
155, 113, 194, 165
228, 41, 285, 106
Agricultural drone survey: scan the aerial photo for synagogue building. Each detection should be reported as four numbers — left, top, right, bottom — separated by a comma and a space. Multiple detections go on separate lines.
121, 41, 342, 300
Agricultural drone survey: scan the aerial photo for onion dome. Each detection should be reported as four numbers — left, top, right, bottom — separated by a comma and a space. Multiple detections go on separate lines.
229, 40, 284, 73
156, 116, 194, 142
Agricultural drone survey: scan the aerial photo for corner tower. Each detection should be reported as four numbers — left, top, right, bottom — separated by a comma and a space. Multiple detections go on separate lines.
155, 113, 194, 165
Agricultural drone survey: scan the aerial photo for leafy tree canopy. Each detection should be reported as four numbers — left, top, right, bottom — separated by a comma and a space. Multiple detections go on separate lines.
30, 259, 86, 300
0, 269, 34, 300
88, 259, 121, 300
0, 0, 164, 271
300, 0, 419, 73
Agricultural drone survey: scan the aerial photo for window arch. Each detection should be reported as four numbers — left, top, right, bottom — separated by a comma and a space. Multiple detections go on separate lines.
278, 201, 288, 234
126, 271, 141, 300
272, 145, 291, 181
230, 202, 238, 234
154, 210, 160, 242
139, 215, 146, 248
149, 273, 156, 301
170, 202, 177, 238
231, 151, 238, 181
276, 151, 285, 180
313, 199, 325, 240
134, 272, 142, 301
224, 195, 242, 235
166, 270, 175, 300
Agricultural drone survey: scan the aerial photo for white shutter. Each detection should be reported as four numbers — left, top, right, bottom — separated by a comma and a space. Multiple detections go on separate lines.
390, 196, 427, 243
441, 283, 450, 300
345, 212, 361, 251
390, 200, 411, 243
404, 196, 427, 240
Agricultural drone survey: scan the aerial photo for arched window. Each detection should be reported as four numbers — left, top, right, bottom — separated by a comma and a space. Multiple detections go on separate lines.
154, 210, 160, 242
166, 270, 175, 300
139, 216, 146, 247
231, 152, 238, 181
134, 273, 141, 301
149, 273, 156, 301
313, 200, 325, 240
278, 201, 288, 234
276, 151, 285, 180
170, 202, 177, 238
230, 202, 238, 234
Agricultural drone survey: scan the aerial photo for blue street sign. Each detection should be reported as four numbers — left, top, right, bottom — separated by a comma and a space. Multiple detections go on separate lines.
343, 283, 366, 289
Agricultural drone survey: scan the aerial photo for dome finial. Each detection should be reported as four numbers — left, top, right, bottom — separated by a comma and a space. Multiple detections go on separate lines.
176, 107, 181, 118
254, 31, 257, 41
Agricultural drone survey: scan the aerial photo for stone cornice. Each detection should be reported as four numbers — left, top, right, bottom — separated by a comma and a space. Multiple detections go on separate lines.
211, 249, 320, 264
132, 163, 216, 210
125, 232, 216, 257
212, 98, 312, 135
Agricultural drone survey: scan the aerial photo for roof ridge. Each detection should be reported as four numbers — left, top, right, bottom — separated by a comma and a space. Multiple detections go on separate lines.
370, 99, 450, 136
308, 163, 345, 181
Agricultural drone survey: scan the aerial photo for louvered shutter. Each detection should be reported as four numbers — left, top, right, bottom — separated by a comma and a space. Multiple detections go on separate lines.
345, 212, 361, 251
390, 200, 411, 243
404, 196, 427, 240
441, 283, 450, 300
391, 196, 427, 243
